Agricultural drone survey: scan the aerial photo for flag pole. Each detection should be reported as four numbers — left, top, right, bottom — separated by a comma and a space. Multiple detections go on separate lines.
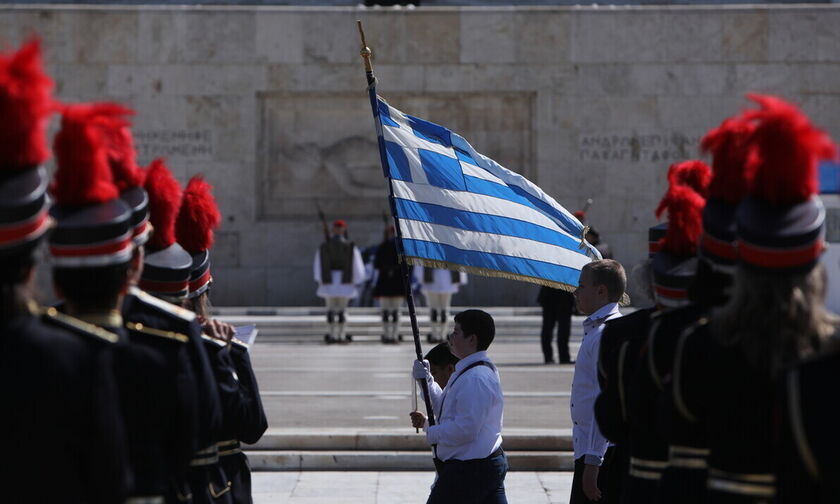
357, 20, 437, 429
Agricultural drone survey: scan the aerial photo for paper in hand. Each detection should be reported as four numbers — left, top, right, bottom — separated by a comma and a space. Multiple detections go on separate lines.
234, 325, 259, 348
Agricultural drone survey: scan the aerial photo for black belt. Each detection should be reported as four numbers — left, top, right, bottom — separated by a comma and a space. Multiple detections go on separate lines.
190, 445, 220, 467
435, 447, 505, 469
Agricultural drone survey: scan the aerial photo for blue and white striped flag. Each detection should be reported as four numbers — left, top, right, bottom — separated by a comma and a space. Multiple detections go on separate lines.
372, 96, 600, 291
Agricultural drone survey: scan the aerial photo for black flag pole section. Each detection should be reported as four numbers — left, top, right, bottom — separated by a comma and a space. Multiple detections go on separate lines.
357, 20, 437, 431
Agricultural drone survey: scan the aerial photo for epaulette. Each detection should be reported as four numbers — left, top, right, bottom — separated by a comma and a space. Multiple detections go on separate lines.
201, 333, 228, 347
230, 337, 249, 350
127, 321, 189, 344
130, 287, 196, 322
41, 307, 120, 344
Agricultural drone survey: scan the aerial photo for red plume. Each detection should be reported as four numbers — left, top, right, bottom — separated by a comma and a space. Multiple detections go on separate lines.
655, 160, 710, 257
700, 115, 757, 204
0, 39, 54, 168
51, 104, 119, 206
743, 94, 837, 205
144, 158, 182, 250
84, 102, 144, 192
176, 175, 221, 254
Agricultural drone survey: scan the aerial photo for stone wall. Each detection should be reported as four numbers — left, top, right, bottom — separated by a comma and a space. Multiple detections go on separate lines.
4, 5, 840, 306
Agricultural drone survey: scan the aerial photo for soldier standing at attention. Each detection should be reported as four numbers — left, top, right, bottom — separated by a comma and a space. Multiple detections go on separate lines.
313, 219, 365, 343
570, 259, 625, 504
0, 40, 131, 504
372, 224, 405, 343
415, 266, 467, 344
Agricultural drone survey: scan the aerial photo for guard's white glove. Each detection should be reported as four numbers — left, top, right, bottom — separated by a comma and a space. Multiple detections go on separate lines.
412, 359, 432, 380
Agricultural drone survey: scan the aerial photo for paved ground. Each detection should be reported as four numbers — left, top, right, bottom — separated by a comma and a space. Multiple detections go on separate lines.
250, 332, 584, 431
252, 471, 574, 503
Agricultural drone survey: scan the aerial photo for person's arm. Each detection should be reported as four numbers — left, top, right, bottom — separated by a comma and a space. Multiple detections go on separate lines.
426, 374, 494, 446
229, 343, 269, 444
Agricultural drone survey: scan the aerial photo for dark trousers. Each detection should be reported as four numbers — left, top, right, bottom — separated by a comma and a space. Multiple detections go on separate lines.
570, 447, 617, 504
541, 304, 572, 362
427, 452, 508, 504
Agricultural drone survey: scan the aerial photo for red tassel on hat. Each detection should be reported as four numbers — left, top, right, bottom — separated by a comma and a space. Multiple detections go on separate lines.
655, 160, 710, 257
701, 115, 757, 204
85, 102, 145, 192
744, 94, 837, 205
0, 39, 54, 168
145, 158, 182, 250
51, 104, 119, 206
176, 175, 221, 254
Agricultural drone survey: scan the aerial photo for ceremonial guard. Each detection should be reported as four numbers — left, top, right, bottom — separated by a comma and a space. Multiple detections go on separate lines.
177, 175, 268, 503
0, 40, 130, 504
48, 102, 200, 503
313, 219, 365, 343
620, 160, 712, 501
414, 265, 467, 343
136, 160, 233, 503
537, 286, 575, 364
593, 224, 663, 501
372, 224, 405, 343
657, 114, 756, 504
674, 95, 836, 503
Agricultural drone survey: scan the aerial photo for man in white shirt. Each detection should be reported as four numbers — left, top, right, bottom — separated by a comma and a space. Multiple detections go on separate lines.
410, 309, 507, 503
570, 259, 626, 503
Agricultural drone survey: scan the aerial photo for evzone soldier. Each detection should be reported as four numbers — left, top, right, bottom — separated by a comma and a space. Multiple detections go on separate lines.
414, 265, 467, 343
0, 40, 131, 503
137, 159, 233, 503
674, 95, 837, 503
621, 160, 712, 501
47, 103, 198, 503
177, 175, 269, 503
593, 224, 664, 501
313, 219, 365, 343
372, 224, 405, 343
657, 114, 756, 504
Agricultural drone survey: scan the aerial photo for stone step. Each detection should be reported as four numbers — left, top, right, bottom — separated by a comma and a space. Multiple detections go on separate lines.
213, 307, 546, 317
245, 450, 575, 472
248, 430, 573, 452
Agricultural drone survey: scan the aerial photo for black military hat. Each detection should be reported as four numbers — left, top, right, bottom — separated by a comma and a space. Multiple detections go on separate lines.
139, 159, 192, 301
176, 175, 221, 299
0, 40, 53, 256
48, 104, 134, 267
698, 114, 757, 273
651, 160, 711, 307
96, 103, 151, 247
736, 95, 835, 272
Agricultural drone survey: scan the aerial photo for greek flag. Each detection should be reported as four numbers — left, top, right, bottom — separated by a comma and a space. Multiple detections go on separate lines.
372, 96, 600, 291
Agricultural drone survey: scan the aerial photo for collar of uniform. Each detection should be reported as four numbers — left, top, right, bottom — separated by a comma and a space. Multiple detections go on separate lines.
75, 310, 124, 329
454, 350, 490, 373
583, 302, 620, 327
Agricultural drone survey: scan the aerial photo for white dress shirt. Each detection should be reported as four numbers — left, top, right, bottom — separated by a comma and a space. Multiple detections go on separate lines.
420, 351, 504, 461
570, 302, 622, 465
313, 247, 366, 298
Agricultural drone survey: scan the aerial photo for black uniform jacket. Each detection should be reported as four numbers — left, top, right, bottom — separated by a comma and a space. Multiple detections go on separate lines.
0, 308, 130, 503
216, 339, 269, 504
775, 346, 840, 504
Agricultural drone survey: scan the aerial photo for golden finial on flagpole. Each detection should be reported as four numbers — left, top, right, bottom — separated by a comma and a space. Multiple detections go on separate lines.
357, 20, 373, 73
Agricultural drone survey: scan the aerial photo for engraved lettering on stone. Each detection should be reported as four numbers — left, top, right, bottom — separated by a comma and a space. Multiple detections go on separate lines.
135, 129, 214, 160
578, 133, 701, 163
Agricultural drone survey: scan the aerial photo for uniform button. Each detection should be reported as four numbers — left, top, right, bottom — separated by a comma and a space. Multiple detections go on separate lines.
574, 421, 578, 425
571, 403, 574, 407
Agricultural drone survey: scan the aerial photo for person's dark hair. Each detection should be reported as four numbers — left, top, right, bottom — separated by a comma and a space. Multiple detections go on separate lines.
712, 263, 837, 378
454, 309, 495, 351
583, 259, 626, 303
1, 251, 36, 319
424, 342, 459, 367
53, 263, 130, 312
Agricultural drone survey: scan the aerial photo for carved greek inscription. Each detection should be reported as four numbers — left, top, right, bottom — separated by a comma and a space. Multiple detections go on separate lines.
134, 129, 214, 160
579, 133, 701, 163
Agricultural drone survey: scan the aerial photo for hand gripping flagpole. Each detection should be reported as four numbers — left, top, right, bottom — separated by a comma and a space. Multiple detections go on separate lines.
358, 20, 437, 431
